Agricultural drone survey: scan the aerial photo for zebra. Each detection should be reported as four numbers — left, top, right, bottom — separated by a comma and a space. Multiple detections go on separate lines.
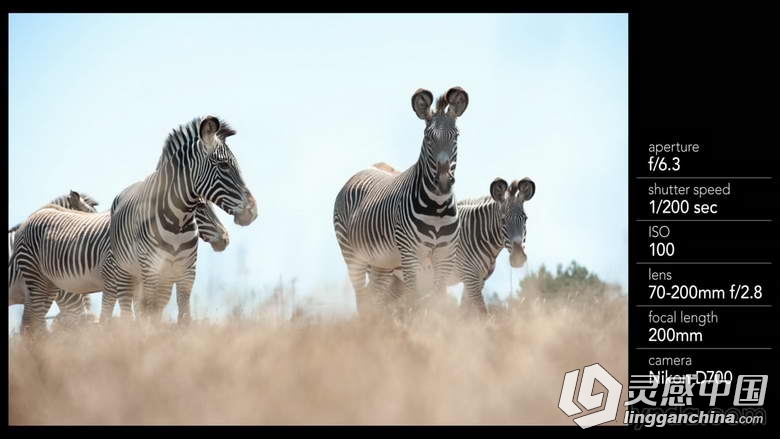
333, 87, 469, 315
8, 191, 98, 328
10, 116, 256, 335
98, 198, 230, 324
368, 173, 536, 314
104, 115, 256, 322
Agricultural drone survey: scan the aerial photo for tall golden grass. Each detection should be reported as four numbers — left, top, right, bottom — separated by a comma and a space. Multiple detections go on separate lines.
9, 290, 627, 425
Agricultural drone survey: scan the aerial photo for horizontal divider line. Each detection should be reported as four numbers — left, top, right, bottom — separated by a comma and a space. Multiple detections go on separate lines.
636, 347, 773, 350
636, 304, 772, 307
636, 219, 772, 222
636, 176, 773, 179
636, 262, 771, 265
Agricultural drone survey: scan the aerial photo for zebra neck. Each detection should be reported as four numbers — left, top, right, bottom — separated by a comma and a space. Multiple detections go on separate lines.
152, 167, 198, 235
460, 199, 505, 258
414, 156, 455, 212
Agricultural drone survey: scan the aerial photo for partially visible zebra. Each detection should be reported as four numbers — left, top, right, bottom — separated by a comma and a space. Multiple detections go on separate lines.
9, 197, 233, 334
99, 198, 230, 324
11, 205, 112, 335
8, 191, 98, 329
105, 115, 257, 322
333, 88, 469, 314
368, 173, 536, 314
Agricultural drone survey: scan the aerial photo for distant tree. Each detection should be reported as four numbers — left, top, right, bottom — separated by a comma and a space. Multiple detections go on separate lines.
518, 260, 621, 301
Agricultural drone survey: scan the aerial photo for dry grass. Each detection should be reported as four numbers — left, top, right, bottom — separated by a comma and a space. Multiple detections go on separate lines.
9, 292, 627, 425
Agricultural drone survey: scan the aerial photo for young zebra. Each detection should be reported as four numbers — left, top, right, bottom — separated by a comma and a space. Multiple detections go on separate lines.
368, 173, 536, 314
333, 88, 469, 315
8, 191, 98, 328
99, 198, 230, 324
104, 116, 257, 322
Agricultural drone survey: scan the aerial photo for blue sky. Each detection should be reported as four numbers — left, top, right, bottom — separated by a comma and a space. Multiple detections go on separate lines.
8, 13, 627, 325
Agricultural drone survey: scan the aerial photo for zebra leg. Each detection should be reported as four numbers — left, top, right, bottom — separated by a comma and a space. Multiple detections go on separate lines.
176, 270, 196, 326
368, 267, 400, 309
149, 278, 174, 323
137, 272, 161, 322
432, 246, 457, 296
53, 290, 87, 330
111, 274, 136, 321
370, 267, 409, 321
399, 254, 421, 312
21, 281, 56, 337
460, 274, 488, 316
346, 260, 371, 316
101, 254, 136, 322
100, 289, 118, 324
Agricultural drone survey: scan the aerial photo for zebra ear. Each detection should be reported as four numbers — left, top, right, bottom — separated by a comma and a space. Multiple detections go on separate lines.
199, 116, 221, 151
514, 178, 536, 201
411, 89, 433, 120
68, 190, 82, 206
490, 178, 509, 202
445, 87, 469, 117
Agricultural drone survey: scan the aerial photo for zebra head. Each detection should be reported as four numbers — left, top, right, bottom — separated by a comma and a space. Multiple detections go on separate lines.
64, 190, 99, 213
194, 199, 230, 252
193, 116, 258, 227
412, 87, 469, 196
490, 177, 536, 268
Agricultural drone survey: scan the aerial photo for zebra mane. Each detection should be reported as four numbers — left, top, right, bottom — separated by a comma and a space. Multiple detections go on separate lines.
156, 117, 236, 171
49, 193, 93, 208
79, 193, 99, 207
434, 94, 448, 116
49, 194, 70, 207
156, 118, 200, 170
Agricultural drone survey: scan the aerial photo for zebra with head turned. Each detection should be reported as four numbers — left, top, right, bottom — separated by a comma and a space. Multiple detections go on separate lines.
104, 115, 256, 322
333, 87, 469, 315
99, 198, 230, 324
368, 174, 536, 314
10, 116, 256, 335
8, 191, 98, 328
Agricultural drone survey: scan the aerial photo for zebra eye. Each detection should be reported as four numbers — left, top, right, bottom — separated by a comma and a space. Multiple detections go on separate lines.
217, 161, 230, 170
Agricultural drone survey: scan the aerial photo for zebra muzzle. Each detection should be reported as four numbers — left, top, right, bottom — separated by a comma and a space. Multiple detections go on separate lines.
234, 195, 258, 226
509, 242, 527, 268
210, 236, 229, 252
436, 162, 455, 194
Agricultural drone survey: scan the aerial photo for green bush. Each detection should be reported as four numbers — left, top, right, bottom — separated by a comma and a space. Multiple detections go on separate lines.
517, 260, 622, 301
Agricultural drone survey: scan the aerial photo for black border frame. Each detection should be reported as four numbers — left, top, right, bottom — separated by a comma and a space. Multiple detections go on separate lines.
4, 3, 777, 435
